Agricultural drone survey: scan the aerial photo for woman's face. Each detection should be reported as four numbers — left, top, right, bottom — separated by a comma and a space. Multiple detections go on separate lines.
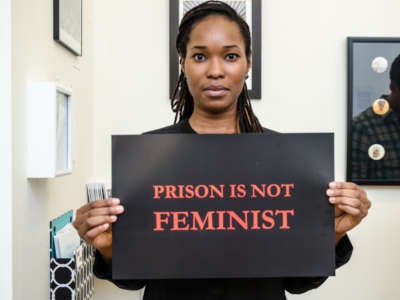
181, 15, 251, 116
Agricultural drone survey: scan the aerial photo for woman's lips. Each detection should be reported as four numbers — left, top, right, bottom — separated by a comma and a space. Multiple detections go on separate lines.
203, 86, 229, 98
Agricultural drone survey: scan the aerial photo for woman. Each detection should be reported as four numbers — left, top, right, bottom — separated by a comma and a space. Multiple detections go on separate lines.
73, 1, 371, 299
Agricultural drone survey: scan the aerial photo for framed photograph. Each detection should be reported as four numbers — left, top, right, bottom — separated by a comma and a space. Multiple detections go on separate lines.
169, 0, 261, 99
53, 0, 82, 56
346, 37, 400, 185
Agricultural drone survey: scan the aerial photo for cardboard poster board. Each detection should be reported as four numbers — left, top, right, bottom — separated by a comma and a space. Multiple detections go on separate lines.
112, 133, 334, 280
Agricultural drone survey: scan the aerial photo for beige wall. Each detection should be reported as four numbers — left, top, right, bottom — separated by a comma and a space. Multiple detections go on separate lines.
11, 0, 93, 299
7, 0, 400, 299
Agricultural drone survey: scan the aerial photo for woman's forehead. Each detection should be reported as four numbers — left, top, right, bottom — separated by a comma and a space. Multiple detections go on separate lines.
187, 15, 245, 47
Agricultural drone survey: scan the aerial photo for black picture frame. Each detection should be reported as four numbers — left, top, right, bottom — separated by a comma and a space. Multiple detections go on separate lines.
169, 0, 261, 99
346, 37, 400, 185
53, 0, 82, 56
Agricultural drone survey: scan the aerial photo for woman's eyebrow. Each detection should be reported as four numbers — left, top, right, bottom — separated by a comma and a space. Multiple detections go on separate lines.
223, 45, 239, 49
191, 45, 207, 50
190, 45, 239, 50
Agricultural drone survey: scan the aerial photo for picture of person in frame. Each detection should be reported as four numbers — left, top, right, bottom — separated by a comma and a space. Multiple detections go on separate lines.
351, 54, 400, 180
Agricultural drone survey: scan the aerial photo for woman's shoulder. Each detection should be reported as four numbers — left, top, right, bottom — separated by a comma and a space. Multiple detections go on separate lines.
143, 120, 195, 135
143, 122, 278, 135
143, 124, 182, 135
262, 127, 279, 134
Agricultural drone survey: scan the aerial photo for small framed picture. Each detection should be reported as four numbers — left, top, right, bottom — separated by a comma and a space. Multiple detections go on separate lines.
27, 82, 72, 178
169, 0, 261, 99
346, 37, 400, 185
55, 87, 72, 176
53, 0, 82, 56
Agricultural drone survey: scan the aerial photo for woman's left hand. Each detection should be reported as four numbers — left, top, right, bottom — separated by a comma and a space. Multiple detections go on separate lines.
326, 181, 371, 244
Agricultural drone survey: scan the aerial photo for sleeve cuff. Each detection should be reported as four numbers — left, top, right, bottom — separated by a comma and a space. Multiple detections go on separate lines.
335, 235, 353, 269
93, 250, 112, 279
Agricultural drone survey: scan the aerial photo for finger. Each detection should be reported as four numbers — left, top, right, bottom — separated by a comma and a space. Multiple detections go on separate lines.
88, 215, 117, 226
87, 198, 121, 211
359, 199, 371, 218
82, 215, 117, 234
74, 201, 123, 229
84, 223, 110, 243
329, 181, 369, 199
332, 182, 371, 215
366, 198, 372, 209
332, 194, 370, 219
334, 215, 357, 235
85, 205, 124, 218
359, 192, 371, 207
329, 181, 358, 190
334, 206, 345, 217
77, 198, 120, 215
327, 187, 361, 200
336, 203, 362, 218
73, 205, 124, 236
330, 196, 361, 209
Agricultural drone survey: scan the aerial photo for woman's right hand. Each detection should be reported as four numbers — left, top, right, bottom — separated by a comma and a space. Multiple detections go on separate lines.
73, 198, 124, 264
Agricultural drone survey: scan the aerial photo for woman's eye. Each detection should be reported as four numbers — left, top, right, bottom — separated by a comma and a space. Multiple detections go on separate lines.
193, 53, 206, 61
226, 53, 239, 61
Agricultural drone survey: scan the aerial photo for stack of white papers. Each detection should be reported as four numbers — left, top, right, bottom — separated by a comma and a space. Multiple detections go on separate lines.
86, 182, 110, 202
54, 223, 81, 259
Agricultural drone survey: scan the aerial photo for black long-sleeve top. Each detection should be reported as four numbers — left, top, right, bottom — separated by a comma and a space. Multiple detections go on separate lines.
94, 120, 354, 300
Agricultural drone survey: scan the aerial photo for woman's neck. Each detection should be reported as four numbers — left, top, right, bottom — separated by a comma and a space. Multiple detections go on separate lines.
189, 109, 238, 134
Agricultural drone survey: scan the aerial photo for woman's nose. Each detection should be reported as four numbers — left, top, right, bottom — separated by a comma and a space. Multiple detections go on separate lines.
206, 58, 225, 79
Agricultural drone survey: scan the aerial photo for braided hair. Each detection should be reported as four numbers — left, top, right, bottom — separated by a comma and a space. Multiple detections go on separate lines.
390, 54, 400, 86
171, 0, 262, 133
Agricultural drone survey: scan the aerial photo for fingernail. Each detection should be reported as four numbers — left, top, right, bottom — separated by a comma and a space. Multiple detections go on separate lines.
110, 215, 117, 222
327, 189, 334, 196
112, 198, 120, 204
114, 205, 124, 213
329, 182, 336, 188
329, 197, 336, 203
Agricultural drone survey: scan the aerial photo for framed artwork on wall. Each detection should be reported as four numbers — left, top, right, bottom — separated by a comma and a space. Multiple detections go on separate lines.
27, 82, 72, 178
169, 0, 262, 99
346, 37, 400, 185
53, 0, 82, 56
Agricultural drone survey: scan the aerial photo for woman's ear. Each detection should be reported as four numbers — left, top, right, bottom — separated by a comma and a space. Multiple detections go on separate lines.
180, 57, 186, 74
246, 55, 252, 76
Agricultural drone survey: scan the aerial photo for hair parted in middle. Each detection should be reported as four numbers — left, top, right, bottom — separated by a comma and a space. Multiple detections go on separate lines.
171, 0, 262, 133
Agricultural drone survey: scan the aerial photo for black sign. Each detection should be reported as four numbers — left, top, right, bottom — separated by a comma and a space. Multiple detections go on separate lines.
112, 133, 335, 280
